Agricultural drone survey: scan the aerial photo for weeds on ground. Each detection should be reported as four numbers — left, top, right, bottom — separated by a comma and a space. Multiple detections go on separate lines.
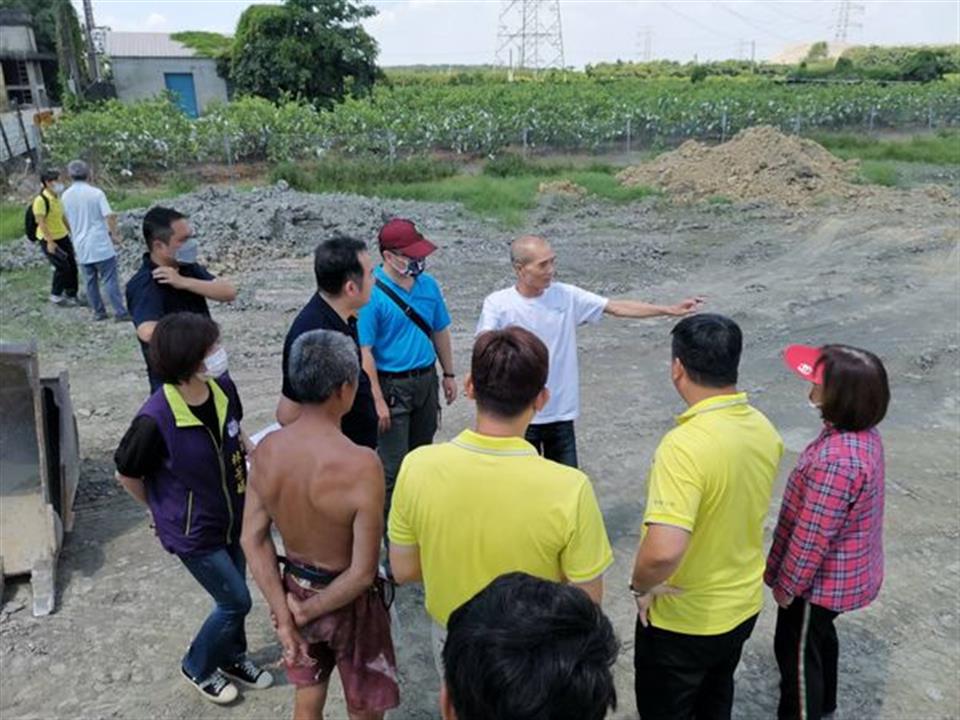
707, 195, 733, 205
812, 130, 960, 165
1, 202, 24, 245
857, 160, 900, 187
270, 156, 459, 193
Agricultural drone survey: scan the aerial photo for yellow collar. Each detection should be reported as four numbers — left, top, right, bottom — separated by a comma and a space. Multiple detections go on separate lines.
451, 429, 538, 457
676, 392, 749, 425
163, 380, 228, 429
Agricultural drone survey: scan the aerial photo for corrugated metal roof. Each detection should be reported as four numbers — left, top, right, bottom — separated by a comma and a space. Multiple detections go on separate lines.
105, 32, 196, 58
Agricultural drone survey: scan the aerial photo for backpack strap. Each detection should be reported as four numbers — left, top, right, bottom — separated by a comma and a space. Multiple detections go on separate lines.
375, 278, 432, 339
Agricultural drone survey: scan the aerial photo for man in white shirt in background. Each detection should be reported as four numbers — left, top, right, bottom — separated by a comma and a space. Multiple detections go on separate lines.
61, 159, 130, 322
476, 234, 702, 468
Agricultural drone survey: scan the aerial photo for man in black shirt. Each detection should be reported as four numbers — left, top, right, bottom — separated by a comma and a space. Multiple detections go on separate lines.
277, 237, 378, 449
126, 207, 237, 393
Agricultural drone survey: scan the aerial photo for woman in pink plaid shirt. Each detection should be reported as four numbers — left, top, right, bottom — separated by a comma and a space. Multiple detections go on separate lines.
765, 344, 890, 720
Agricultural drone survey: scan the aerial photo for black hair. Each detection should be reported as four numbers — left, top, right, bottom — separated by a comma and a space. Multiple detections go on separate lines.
142, 206, 188, 251
148, 312, 220, 385
817, 344, 890, 432
443, 572, 619, 720
471, 327, 549, 418
40, 168, 60, 184
671, 313, 743, 388
313, 236, 367, 295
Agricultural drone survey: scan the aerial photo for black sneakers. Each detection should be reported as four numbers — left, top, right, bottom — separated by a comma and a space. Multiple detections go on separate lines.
180, 666, 238, 705
220, 658, 274, 690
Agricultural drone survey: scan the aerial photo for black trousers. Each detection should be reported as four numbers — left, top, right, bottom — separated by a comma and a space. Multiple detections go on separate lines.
774, 599, 840, 720
524, 420, 578, 468
634, 613, 758, 720
40, 235, 79, 298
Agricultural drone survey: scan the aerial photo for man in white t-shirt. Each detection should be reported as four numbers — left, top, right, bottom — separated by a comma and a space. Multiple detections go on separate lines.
476, 235, 702, 467
61, 160, 130, 322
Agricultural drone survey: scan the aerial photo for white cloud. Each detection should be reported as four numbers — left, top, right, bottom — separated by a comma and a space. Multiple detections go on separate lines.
145, 13, 167, 30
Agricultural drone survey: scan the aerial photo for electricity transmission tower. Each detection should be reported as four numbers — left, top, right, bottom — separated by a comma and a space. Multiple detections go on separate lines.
637, 26, 653, 61
81, 0, 100, 81
833, 0, 864, 42
495, 1, 565, 74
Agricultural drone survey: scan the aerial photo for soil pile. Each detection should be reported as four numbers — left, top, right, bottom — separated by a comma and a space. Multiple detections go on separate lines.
617, 125, 864, 206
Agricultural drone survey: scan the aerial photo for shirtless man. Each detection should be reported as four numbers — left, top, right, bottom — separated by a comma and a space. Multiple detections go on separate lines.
241, 329, 399, 719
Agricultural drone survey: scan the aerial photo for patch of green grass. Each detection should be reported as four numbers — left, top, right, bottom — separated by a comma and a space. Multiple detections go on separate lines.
107, 180, 196, 212
569, 172, 659, 202
1, 202, 25, 245
858, 160, 900, 187
707, 195, 733, 205
377, 175, 541, 227
812, 130, 960, 165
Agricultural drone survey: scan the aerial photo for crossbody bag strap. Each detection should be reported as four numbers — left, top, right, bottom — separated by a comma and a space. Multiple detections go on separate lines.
375, 278, 433, 339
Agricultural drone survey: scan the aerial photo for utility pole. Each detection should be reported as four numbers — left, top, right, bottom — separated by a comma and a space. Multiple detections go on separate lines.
495, 1, 565, 75
834, 0, 864, 42
82, 0, 100, 82
637, 25, 653, 62
737, 39, 749, 61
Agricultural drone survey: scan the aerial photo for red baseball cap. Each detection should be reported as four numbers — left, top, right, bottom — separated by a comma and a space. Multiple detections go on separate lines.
783, 344, 824, 385
378, 218, 437, 259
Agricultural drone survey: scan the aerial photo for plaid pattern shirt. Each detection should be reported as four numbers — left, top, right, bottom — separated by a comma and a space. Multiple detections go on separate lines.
765, 425, 885, 612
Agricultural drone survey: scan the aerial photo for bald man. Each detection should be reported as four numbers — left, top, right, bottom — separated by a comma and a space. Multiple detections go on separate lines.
476, 235, 702, 467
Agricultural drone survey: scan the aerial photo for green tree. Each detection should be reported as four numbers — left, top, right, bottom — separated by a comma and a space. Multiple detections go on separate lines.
806, 41, 829, 62
229, 0, 381, 107
900, 49, 950, 83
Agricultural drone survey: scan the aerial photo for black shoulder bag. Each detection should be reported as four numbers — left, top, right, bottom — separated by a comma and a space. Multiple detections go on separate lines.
375, 278, 433, 339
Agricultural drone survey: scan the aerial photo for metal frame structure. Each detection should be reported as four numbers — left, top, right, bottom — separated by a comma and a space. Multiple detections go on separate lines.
495, 0, 565, 74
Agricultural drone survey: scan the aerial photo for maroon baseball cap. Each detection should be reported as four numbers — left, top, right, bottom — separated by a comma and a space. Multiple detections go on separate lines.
783, 344, 825, 385
378, 218, 437, 258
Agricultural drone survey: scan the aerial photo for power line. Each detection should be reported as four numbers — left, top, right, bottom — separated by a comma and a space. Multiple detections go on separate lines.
716, 3, 798, 43
834, 0, 865, 42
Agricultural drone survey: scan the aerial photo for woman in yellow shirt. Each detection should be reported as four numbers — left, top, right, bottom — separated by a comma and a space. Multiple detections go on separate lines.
33, 168, 80, 305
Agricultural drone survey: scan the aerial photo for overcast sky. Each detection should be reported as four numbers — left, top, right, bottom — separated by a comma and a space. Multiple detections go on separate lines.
74, 0, 959, 66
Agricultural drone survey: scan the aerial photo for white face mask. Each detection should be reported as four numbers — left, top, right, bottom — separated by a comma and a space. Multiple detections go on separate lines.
808, 400, 822, 412
52, 182, 65, 194
200, 347, 229, 379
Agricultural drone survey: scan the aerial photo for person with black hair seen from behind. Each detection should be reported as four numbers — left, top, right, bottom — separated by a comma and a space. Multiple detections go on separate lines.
766, 344, 889, 720
33, 167, 81, 307
630, 314, 783, 720
441, 572, 619, 720
114, 312, 271, 705
125, 206, 237, 393
389, 326, 613, 677
276, 237, 378, 449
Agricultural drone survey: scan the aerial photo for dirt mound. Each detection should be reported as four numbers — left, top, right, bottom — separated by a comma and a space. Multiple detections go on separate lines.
617, 125, 864, 206
538, 179, 587, 198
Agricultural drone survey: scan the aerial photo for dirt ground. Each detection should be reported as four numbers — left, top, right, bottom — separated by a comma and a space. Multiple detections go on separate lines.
1, 176, 958, 719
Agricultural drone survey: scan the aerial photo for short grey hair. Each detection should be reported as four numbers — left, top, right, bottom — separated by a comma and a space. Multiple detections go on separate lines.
289, 329, 359, 404
67, 159, 89, 180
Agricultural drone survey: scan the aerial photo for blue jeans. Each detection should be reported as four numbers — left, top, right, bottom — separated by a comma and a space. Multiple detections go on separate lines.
80, 256, 127, 317
525, 420, 579, 468
179, 543, 251, 681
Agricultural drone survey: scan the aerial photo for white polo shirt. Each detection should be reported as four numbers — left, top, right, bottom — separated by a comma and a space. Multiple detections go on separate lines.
476, 282, 607, 424
61, 181, 115, 265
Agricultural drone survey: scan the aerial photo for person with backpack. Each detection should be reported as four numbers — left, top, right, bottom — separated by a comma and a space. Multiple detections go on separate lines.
29, 168, 81, 306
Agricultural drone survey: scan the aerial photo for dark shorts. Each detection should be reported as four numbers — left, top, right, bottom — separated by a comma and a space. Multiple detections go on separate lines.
282, 561, 399, 712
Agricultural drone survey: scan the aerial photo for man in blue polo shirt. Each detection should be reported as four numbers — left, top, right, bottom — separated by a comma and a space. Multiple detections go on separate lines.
126, 207, 237, 392
359, 218, 457, 526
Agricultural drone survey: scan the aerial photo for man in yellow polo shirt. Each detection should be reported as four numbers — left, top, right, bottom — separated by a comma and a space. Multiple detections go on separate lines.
388, 325, 613, 674
630, 314, 783, 720
33, 167, 80, 306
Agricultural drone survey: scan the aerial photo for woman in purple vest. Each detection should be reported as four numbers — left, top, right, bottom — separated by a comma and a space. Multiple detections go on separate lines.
115, 312, 273, 704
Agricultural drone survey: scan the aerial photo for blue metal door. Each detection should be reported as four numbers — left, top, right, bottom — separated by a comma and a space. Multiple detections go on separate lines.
163, 73, 199, 118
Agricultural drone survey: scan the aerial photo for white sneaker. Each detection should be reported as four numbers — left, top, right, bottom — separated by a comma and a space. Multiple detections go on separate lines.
220, 658, 274, 690
180, 667, 238, 704
49, 294, 66, 305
